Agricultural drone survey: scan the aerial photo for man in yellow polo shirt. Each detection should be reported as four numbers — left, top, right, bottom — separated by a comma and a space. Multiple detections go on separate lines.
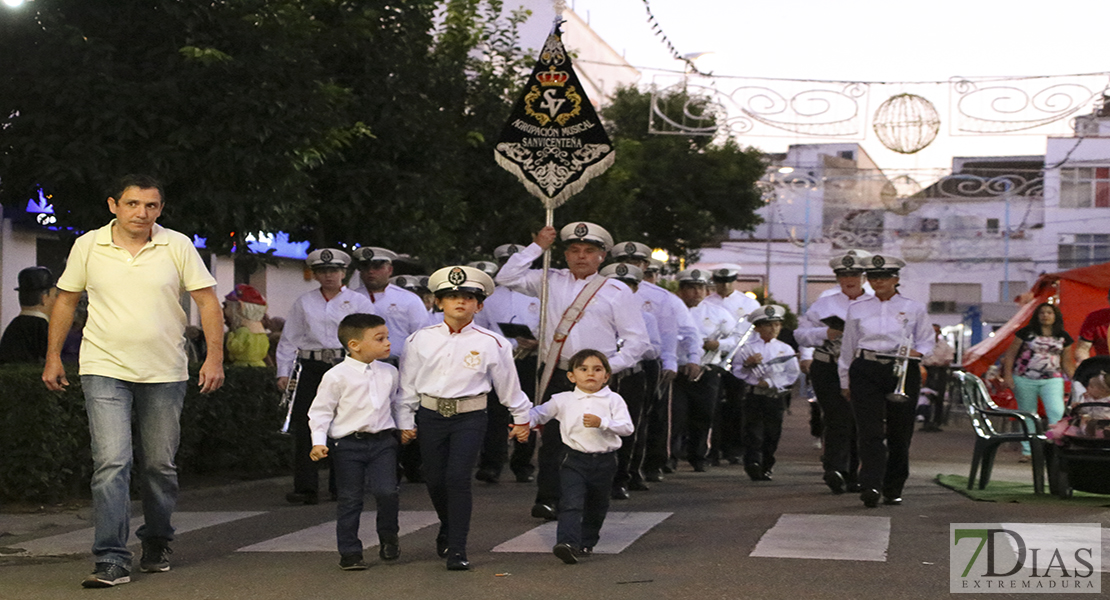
42, 174, 225, 589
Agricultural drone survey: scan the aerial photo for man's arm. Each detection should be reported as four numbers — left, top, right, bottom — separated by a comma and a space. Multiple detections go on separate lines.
190, 286, 225, 393
1074, 339, 1093, 364
42, 290, 82, 390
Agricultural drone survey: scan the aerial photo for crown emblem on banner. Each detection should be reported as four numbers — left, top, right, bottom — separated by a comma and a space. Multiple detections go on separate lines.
537, 67, 569, 87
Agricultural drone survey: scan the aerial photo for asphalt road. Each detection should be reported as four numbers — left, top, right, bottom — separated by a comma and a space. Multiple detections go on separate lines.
2, 409, 1108, 600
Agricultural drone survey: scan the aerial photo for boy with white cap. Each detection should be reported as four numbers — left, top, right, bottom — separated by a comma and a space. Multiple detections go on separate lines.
398, 265, 531, 570
276, 249, 377, 505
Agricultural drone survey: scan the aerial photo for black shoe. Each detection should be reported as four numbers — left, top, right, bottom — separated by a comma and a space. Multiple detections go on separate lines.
744, 463, 764, 481
285, 491, 319, 505
531, 503, 557, 520
662, 459, 677, 474
379, 537, 400, 561
611, 485, 630, 500
553, 543, 578, 565
579, 546, 593, 556
760, 470, 773, 481
629, 479, 650, 491
824, 470, 846, 495
846, 481, 861, 493
644, 470, 664, 482
81, 563, 131, 588
339, 553, 369, 570
446, 552, 470, 571
861, 488, 881, 508
514, 472, 535, 483
139, 538, 172, 573
883, 495, 903, 506
691, 461, 707, 472
474, 469, 499, 484
436, 533, 449, 558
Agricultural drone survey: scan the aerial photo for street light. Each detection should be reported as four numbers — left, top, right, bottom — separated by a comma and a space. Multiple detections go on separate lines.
3, 0, 26, 9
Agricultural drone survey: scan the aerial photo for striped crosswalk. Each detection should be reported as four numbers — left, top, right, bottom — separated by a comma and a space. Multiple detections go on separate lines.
750, 514, 891, 561
237, 511, 439, 552
492, 511, 672, 554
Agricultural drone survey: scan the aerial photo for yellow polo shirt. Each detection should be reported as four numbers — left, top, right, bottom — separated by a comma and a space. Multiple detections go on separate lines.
57, 221, 217, 383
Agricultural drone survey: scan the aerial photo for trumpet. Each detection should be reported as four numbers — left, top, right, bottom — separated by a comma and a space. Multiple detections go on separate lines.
278, 361, 302, 435
736, 346, 798, 390
692, 321, 755, 382
875, 327, 920, 403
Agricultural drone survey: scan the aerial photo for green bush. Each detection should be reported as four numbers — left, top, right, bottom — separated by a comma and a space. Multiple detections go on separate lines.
0, 365, 291, 503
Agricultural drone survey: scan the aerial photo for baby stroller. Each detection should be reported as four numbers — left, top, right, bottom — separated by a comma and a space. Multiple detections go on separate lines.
1046, 357, 1110, 499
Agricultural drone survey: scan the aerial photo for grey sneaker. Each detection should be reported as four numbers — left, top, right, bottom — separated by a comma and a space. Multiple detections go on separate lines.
81, 563, 131, 588
140, 539, 172, 573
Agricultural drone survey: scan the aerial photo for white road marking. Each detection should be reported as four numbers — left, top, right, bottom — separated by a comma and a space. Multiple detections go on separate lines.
491, 511, 672, 554
750, 514, 890, 562
237, 511, 439, 552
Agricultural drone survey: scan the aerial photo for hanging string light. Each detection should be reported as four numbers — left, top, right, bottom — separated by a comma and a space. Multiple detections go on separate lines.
640, 0, 706, 75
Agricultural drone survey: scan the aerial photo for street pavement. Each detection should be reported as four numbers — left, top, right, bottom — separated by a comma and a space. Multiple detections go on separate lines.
2, 407, 1108, 600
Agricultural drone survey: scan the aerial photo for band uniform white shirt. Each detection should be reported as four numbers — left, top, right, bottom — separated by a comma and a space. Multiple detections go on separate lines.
474, 286, 540, 350
731, 337, 801, 392
276, 287, 377, 378
635, 281, 681, 372
529, 386, 634, 453
795, 290, 874, 356
837, 293, 935, 387
705, 289, 761, 323
680, 301, 740, 366
353, 283, 431, 358
495, 242, 651, 374
397, 321, 532, 429
308, 356, 401, 445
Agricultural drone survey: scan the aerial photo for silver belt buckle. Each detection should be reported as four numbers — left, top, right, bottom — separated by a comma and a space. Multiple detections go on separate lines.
437, 398, 458, 418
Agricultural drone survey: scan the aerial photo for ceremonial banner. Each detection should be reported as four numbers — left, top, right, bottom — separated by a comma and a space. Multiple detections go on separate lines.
495, 24, 614, 209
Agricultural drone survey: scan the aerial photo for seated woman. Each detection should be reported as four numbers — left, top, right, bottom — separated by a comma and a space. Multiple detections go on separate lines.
1047, 356, 1110, 443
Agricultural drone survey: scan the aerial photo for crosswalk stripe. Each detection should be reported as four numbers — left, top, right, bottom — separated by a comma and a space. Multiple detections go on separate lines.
13, 511, 265, 557
491, 511, 672, 554
750, 514, 890, 562
236, 511, 439, 552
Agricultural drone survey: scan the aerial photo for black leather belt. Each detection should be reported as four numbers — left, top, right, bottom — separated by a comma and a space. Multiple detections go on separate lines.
856, 349, 894, 365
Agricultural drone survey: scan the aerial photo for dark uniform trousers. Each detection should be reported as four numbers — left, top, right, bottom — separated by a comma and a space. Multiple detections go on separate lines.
848, 357, 921, 498
641, 369, 673, 476
742, 387, 787, 472
629, 359, 661, 482
671, 369, 722, 468
810, 357, 858, 482
613, 365, 647, 488
477, 355, 537, 479
290, 359, 338, 497
558, 449, 618, 550
712, 372, 747, 463
416, 406, 487, 553
332, 431, 400, 556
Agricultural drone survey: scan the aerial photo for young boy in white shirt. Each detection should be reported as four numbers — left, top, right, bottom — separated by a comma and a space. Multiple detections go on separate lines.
308, 313, 404, 571
529, 349, 634, 565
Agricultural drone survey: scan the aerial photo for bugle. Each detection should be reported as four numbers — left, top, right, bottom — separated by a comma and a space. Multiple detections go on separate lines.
278, 360, 302, 434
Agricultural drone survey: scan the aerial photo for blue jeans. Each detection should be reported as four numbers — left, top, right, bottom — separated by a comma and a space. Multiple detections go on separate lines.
83, 376, 187, 567
1012, 375, 1065, 455
331, 432, 400, 556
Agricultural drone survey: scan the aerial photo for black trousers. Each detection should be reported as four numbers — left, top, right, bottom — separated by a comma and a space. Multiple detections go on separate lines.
477, 355, 537, 478
557, 449, 618, 550
630, 360, 661, 481
613, 367, 647, 487
332, 432, 399, 556
811, 358, 858, 481
290, 359, 337, 496
672, 370, 722, 466
712, 372, 747, 462
642, 368, 672, 475
417, 407, 487, 553
742, 389, 787, 471
849, 357, 921, 498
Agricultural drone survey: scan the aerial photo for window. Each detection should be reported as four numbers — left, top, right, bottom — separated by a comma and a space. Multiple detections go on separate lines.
986, 218, 1000, 234
999, 281, 1026, 302
1059, 167, 1110, 208
799, 277, 838, 311
733, 277, 763, 295
929, 283, 982, 314
1058, 234, 1110, 269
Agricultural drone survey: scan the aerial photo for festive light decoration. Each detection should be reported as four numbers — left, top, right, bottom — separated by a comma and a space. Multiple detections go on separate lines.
872, 93, 941, 154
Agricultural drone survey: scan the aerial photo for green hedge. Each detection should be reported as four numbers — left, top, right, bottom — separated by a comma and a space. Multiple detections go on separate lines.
0, 365, 292, 503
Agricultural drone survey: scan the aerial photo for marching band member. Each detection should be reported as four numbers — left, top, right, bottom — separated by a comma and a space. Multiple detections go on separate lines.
276, 249, 377, 505
496, 222, 650, 520
838, 254, 934, 508
398, 266, 531, 570
795, 250, 873, 494
732, 305, 800, 481
673, 268, 739, 472
703, 266, 758, 465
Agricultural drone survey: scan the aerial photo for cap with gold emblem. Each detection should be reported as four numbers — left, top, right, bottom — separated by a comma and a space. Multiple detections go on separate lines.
467, 261, 500, 278
829, 249, 873, 273
676, 268, 711, 285
390, 275, 430, 294
559, 221, 614, 252
352, 246, 399, 266
599, 262, 643, 285
306, 248, 351, 270
428, 266, 495, 300
710, 265, 742, 283
493, 244, 523, 261
644, 258, 664, 274
863, 253, 906, 277
748, 304, 787, 324
610, 241, 652, 261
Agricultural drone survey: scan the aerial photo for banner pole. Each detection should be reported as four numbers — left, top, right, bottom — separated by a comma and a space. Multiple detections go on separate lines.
535, 207, 554, 402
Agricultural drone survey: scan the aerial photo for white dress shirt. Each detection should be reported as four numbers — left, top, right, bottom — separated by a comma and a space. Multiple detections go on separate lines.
474, 286, 540, 349
308, 357, 401, 445
354, 283, 431, 358
495, 242, 651, 374
397, 321, 532, 429
635, 281, 680, 371
838, 293, 936, 387
641, 311, 662, 361
731, 336, 801, 391
529, 386, 634, 453
795, 290, 873, 355
680, 301, 741, 366
705, 289, 761, 322
276, 287, 377, 378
